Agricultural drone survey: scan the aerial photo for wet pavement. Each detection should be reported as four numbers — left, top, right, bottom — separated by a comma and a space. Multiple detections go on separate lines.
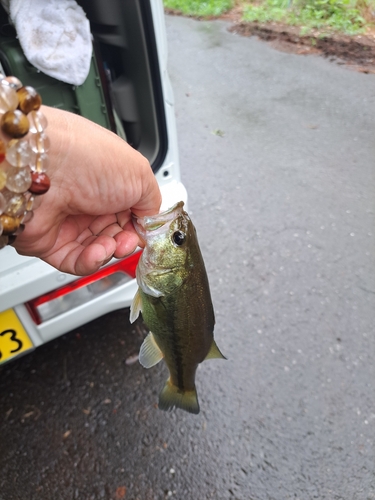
1, 14, 375, 500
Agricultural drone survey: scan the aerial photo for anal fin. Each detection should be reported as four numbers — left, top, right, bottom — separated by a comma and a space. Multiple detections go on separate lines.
139, 332, 163, 368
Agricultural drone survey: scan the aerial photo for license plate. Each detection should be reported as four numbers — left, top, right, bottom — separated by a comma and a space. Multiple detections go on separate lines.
0, 309, 33, 364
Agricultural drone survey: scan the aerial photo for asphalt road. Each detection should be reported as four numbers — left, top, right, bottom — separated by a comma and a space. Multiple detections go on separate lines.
1, 14, 375, 500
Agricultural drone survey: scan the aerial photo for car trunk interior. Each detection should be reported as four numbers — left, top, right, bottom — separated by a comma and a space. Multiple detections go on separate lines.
0, 0, 167, 172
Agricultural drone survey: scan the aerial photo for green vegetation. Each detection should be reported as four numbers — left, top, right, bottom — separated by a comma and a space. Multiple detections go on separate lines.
163, 0, 374, 35
242, 0, 367, 35
242, 0, 287, 23
163, 0, 233, 17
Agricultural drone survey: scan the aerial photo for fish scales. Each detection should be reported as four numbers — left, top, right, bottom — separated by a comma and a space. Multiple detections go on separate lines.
130, 201, 225, 414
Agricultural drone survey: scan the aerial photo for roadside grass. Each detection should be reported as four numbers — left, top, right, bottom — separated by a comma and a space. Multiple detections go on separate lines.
163, 0, 233, 16
242, 0, 369, 35
163, 0, 375, 35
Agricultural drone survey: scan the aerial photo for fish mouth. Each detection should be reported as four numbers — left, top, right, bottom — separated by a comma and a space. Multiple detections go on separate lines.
132, 201, 185, 239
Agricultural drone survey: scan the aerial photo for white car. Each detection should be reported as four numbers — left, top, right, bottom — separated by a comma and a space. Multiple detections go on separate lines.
0, 0, 186, 364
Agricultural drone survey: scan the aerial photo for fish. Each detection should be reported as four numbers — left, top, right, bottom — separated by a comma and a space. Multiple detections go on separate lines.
130, 201, 225, 414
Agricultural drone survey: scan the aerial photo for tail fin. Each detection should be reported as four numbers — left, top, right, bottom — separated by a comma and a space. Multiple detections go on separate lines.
158, 379, 200, 415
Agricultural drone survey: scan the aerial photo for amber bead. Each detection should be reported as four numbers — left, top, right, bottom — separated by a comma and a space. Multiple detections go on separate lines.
1, 110, 29, 138
17, 86, 42, 114
0, 214, 20, 235
29, 171, 50, 195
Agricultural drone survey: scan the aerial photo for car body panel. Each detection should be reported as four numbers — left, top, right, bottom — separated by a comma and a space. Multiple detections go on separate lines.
0, 0, 187, 363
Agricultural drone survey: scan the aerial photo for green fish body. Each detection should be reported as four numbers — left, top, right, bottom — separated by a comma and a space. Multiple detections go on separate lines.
130, 201, 225, 414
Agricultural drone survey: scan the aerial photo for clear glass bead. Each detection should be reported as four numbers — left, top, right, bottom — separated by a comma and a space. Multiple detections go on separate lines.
6, 139, 34, 167
29, 133, 50, 154
1, 186, 12, 200
0, 167, 7, 190
26, 195, 34, 211
5, 193, 27, 217
2, 76, 22, 91
30, 152, 49, 173
5, 166, 32, 193
1, 188, 13, 206
0, 192, 6, 214
21, 210, 34, 223
0, 85, 19, 113
27, 110, 48, 133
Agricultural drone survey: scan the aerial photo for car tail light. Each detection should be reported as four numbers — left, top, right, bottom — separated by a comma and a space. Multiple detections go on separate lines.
26, 251, 142, 324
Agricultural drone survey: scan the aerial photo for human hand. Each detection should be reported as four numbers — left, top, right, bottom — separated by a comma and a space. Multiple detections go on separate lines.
13, 106, 161, 275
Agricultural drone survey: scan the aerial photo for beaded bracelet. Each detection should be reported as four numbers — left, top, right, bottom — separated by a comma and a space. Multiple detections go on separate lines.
0, 76, 50, 249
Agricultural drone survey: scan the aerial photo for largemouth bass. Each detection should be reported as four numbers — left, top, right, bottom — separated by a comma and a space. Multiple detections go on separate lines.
130, 201, 225, 414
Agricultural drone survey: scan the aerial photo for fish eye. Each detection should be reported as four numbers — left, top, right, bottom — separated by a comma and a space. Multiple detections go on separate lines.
172, 230, 186, 246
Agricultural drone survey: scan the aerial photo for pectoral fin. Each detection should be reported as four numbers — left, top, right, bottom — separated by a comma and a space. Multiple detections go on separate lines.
139, 332, 164, 368
129, 289, 142, 324
204, 339, 226, 361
